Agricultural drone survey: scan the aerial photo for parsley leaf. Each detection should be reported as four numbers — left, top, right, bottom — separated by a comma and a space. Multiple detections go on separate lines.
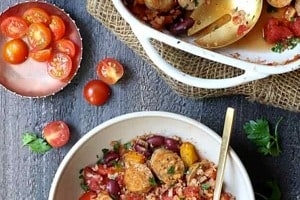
167, 166, 175, 174
22, 133, 38, 145
255, 181, 281, 200
80, 183, 89, 192
201, 183, 211, 190
243, 118, 282, 156
148, 177, 157, 186
22, 133, 52, 153
123, 142, 132, 150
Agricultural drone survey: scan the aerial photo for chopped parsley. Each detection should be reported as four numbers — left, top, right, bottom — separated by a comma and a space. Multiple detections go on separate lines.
123, 142, 132, 150
80, 183, 89, 192
167, 166, 175, 175
102, 148, 109, 155
272, 37, 300, 53
148, 177, 157, 186
201, 183, 211, 190
113, 141, 121, 152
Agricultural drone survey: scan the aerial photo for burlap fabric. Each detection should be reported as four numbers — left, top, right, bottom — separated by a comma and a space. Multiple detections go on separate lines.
86, 0, 300, 112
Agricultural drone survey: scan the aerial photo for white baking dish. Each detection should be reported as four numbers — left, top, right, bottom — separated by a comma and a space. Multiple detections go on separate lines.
112, 0, 300, 89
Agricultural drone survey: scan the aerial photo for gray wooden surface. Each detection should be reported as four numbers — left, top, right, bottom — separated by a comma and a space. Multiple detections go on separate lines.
0, 0, 299, 200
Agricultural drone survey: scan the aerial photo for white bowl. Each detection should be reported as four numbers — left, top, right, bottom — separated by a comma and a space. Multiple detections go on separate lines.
112, 0, 300, 89
48, 111, 254, 200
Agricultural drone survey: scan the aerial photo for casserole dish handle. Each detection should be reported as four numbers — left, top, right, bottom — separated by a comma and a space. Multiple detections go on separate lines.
135, 31, 269, 89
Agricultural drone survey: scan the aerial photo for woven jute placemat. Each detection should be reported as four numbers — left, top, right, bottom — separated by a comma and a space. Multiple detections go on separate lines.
86, 0, 300, 112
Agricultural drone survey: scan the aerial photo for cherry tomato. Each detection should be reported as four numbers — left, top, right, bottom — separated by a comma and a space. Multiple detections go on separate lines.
27, 23, 52, 50
49, 15, 66, 41
83, 80, 111, 106
0, 16, 28, 39
96, 58, 124, 85
53, 38, 76, 58
183, 186, 200, 198
2, 39, 28, 64
43, 121, 70, 148
82, 167, 103, 192
23, 7, 50, 24
79, 191, 97, 200
29, 48, 52, 62
47, 52, 72, 80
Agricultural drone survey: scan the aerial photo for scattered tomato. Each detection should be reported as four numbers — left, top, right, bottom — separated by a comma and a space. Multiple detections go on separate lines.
29, 48, 52, 62
43, 120, 70, 148
82, 167, 103, 192
79, 191, 97, 200
47, 52, 72, 80
27, 23, 52, 50
289, 17, 300, 37
23, 7, 51, 24
0, 16, 28, 39
263, 17, 294, 44
49, 15, 66, 41
53, 38, 76, 58
183, 186, 200, 198
2, 39, 28, 64
96, 58, 124, 85
83, 80, 111, 106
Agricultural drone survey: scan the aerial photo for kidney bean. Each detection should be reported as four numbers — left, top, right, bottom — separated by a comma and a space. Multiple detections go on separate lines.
134, 143, 152, 157
147, 135, 165, 148
168, 17, 195, 35
104, 151, 120, 165
107, 179, 121, 198
164, 137, 180, 153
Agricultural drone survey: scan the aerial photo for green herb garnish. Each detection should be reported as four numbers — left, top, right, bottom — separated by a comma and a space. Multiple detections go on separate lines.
201, 183, 211, 190
167, 166, 175, 175
102, 148, 109, 155
272, 38, 300, 53
123, 142, 132, 150
113, 141, 121, 152
22, 133, 52, 153
243, 118, 283, 156
148, 177, 157, 186
80, 183, 89, 192
255, 181, 281, 200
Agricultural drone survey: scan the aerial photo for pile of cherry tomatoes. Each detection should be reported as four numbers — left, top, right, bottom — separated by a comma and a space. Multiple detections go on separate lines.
1, 7, 76, 80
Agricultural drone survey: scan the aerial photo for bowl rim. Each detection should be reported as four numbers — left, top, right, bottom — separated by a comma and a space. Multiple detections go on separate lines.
48, 111, 255, 200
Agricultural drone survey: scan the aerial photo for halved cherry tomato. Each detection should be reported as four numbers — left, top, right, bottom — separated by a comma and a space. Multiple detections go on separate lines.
183, 186, 200, 198
96, 58, 124, 85
0, 16, 28, 39
47, 52, 72, 80
83, 80, 111, 106
53, 38, 76, 57
82, 167, 103, 192
43, 120, 70, 148
29, 48, 52, 62
27, 23, 52, 50
23, 7, 50, 24
79, 191, 97, 200
49, 15, 66, 41
2, 39, 28, 64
